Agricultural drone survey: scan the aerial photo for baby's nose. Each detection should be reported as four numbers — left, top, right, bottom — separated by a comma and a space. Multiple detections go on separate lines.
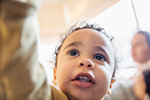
77, 58, 94, 69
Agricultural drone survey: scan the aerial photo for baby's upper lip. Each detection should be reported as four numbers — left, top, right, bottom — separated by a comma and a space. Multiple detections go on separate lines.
72, 72, 95, 84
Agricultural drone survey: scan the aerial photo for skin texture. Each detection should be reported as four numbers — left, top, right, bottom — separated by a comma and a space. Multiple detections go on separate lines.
53, 29, 115, 100
134, 73, 146, 100
131, 33, 150, 64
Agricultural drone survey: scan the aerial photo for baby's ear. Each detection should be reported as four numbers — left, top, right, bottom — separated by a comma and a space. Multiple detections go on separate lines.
107, 78, 116, 95
52, 67, 57, 85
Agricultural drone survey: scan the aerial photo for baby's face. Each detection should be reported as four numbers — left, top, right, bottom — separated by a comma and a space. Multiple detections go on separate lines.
54, 29, 115, 100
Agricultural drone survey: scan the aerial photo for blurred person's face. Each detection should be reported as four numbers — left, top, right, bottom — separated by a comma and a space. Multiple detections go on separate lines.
131, 33, 150, 63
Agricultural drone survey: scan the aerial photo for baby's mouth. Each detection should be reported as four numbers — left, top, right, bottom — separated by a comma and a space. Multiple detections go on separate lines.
72, 72, 95, 88
75, 76, 92, 82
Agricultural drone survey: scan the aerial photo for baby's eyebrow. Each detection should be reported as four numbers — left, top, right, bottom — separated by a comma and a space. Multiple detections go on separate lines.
63, 42, 82, 50
95, 46, 106, 53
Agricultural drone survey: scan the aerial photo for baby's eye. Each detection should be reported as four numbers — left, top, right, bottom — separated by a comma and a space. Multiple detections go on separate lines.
68, 50, 79, 56
94, 54, 106, 61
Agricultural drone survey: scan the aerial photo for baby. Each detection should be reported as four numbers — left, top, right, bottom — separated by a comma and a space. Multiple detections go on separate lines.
52, 22, 117, 100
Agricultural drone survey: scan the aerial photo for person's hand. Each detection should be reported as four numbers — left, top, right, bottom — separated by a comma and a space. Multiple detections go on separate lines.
134, 73, 146, 100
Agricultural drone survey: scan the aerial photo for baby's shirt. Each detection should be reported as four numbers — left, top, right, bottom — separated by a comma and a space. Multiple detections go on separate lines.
50, 85, 68, 100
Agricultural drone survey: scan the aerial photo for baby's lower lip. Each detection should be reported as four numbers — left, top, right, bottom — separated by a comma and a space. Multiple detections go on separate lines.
72, 80, 94, 88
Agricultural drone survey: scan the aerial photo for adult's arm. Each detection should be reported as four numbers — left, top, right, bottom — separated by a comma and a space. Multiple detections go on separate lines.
0, 0, 50, 100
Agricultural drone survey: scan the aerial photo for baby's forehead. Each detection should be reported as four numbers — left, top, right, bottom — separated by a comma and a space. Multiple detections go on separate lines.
66, 29, 112, 46
63, 29, 114, 55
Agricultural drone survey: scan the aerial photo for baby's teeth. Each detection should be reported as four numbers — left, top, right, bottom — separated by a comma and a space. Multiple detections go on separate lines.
79, 76, 90, 82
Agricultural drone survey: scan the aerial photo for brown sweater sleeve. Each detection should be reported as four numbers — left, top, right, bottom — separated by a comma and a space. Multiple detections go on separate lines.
0, 0, 50, 100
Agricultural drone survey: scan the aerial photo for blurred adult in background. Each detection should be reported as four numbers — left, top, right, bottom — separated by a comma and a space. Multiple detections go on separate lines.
105, 31, 150, 100
131, 31, 150, 79
131, 31, 150, 99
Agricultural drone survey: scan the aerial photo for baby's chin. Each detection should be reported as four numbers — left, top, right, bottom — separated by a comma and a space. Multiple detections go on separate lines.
66, 90, 104, 100
68, 95, 102, 100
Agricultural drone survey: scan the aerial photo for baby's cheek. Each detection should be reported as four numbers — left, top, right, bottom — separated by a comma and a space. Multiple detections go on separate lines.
96, 66, 112, 87
56, 68, 65, 84
56, 67, 70, 83
104, 62, 114, 77
56, 74, 67, 92
96, 71, 111, 98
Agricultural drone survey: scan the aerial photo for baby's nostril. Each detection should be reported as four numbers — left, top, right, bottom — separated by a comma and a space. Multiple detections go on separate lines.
88, 64, 91, 67
80, 63, 84, 66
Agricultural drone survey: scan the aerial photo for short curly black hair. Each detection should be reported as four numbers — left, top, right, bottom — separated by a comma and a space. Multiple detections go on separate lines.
54, 21, 117, 78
